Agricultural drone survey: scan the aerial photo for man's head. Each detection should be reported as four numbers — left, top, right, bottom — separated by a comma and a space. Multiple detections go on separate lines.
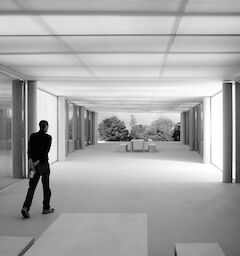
39, 120, 49, 133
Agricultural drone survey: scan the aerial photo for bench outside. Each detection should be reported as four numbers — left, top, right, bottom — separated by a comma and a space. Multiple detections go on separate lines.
175, 243, 225, 256
148, 144, 157, 152
0, 236, 34, 256
118, 143, 129, 152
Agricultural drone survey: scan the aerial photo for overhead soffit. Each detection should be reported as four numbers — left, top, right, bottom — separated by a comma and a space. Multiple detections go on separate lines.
0, 0, 239, 112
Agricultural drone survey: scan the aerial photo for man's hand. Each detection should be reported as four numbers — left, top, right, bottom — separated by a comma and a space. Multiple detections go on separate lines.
29, 159, 35, 170
33, 160, 40, 167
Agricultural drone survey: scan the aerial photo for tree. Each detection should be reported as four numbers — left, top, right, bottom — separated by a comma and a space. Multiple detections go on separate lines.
132, 124, 148, 139
98, 116, 129, 141
147, 118, 174, 141
130, 115, 137, 139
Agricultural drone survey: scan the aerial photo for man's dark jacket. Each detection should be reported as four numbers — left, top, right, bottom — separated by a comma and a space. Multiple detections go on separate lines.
28, 131, 52, 163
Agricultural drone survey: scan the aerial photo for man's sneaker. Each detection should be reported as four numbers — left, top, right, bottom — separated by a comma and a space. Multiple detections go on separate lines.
21, 207, 30, 218
42, 208, 55, 214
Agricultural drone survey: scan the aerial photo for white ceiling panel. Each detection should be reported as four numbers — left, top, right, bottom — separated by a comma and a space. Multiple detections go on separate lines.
172, 36, 240, 52
0, 73, 12, 80
0, 16, 48, 35
79, 54, 165, 65
42, 16, 176, 34
90, 66, 160, 77
178, 17, 240, 34
62, 36, 170, 52
162, 66, 232, 79
17, 0, 181, 12
167, 54, 240, 66
13, 66, 92, 77
0, 36, 64, 53
0, 55, 77, 66
1, 1, 235, 113
0, 0, 20, 10
186, 0, 240, 13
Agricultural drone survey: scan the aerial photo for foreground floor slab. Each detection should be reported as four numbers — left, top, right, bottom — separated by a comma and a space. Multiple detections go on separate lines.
0, 236, 34, 256
24, 213, 147, 256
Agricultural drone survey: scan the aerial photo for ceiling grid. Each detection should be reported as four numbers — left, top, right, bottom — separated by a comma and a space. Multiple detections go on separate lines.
1, 0, 240, 112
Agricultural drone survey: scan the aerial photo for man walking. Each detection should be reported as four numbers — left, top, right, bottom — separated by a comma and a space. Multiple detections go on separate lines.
21, 120, 54, 218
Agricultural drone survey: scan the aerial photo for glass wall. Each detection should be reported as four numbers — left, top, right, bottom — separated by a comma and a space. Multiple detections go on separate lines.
85, 109, 88, 145
211, 92, 223, 170
37, 89, 58, 164
66, 101, 75, 155
0, 79, 13, 177
195, 103, 203, 155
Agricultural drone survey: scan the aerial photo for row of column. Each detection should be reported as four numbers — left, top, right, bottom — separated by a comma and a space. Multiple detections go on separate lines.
180, 100, 209, 160
181, 82, 240, 183
222, 82, 240, 183
12, 81, 98, 177
57, 97, 98, 161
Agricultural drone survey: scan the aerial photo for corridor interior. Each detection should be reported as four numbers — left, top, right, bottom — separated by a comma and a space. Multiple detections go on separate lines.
1, 142, 240, 256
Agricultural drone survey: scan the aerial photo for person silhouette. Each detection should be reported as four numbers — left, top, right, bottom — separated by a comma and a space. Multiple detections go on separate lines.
21, 120, 54, 218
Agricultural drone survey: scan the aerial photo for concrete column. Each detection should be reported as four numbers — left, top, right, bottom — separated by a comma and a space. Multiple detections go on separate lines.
58, 97, 66, 161
180, 112, 185, 144
185, 111, 190, 145
80, 106, 86, 149
189, 107, 195, 151
223, 82, 233, 183
197, 105, 202, 155
73, 105, 78, 150
235, 82, 240, 182
27, 81, 37, 137
12, 80, 24, 178
203, 97, 211, 163
194, 107, 198, 151
92, 112, 98, 145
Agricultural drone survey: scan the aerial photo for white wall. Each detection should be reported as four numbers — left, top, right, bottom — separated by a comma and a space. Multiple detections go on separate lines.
37, 89, 58, 163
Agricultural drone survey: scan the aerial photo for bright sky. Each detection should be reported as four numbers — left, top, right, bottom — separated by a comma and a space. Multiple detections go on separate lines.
98, 112, 180, 129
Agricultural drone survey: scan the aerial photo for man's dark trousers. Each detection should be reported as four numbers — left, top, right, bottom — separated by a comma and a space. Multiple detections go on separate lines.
23, 165, 51, 211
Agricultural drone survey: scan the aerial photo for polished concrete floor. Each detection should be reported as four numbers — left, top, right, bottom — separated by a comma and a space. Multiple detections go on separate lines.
0, 142, 240, 256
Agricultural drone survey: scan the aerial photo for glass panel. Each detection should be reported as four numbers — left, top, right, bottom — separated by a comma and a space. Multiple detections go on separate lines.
211, 91, 223, 170
37, 89, 58, 163
84, 110, 88, 145
0, 80, 12, 177
68, 103, 74, 140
